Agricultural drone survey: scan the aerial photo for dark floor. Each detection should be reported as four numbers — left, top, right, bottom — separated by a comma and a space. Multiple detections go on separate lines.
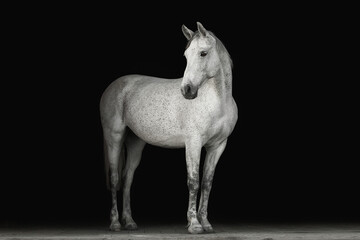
1, 223, 360, 240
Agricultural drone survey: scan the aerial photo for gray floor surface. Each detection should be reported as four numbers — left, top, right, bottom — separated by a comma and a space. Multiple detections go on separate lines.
1, 223, 360, 240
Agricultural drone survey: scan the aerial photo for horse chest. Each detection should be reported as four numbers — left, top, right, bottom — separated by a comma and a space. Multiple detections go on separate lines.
193, 99, 237, 146
203, 111, 235, 145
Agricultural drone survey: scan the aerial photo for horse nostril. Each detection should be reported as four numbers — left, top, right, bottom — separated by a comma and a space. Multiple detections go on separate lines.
184, 84, 192, 95
181, 83, 197, 99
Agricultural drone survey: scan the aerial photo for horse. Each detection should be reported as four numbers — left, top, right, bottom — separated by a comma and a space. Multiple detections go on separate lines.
100, 22, 238, 234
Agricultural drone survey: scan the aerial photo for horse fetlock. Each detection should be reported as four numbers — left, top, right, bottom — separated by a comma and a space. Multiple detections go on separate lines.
109, 220, 121, 231
197, 212, 206, 221
110, 207, 119, 222
111, 205, 118, 214
187, 209, 197, 221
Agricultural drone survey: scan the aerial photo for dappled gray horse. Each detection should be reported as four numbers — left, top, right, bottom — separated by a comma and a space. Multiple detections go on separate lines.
100, 22, 237, 234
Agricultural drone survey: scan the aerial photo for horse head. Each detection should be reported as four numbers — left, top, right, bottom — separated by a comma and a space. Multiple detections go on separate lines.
181, 22, 222, 100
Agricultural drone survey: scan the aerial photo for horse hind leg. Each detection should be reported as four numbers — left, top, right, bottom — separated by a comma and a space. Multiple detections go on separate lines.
104, 141, 124, 191
121, 131, 146, 230
103, 127, 127, 231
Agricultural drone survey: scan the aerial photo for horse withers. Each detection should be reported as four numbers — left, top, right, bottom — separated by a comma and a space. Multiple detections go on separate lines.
100, 22, 238, 234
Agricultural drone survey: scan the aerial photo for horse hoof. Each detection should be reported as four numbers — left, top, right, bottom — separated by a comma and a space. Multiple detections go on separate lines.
203, 224, 214, 233
188, 223, 204, 234
109, 221, 121, 231
124, 222, 138, 230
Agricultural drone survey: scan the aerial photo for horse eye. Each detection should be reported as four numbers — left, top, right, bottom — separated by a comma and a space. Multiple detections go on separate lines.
200, 51, 208, 57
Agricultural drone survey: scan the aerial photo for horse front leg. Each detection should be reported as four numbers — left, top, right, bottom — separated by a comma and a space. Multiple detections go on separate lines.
198, 139, 227, 232
185, 139, 203, 234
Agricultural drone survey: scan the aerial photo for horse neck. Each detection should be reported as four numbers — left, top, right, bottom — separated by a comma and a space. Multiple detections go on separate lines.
212, 53, 233, 102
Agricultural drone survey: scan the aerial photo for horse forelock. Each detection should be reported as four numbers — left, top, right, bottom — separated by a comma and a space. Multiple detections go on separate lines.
185, 31, 233, 69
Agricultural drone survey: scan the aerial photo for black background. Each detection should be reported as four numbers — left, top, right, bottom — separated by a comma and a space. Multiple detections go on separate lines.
1, 3, 358, 227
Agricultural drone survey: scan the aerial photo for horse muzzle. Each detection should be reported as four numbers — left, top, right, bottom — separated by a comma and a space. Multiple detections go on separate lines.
181, 83, 198, 100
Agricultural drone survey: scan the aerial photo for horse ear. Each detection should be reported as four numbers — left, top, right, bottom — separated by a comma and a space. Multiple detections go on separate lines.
197, 22, 208, 37
182, 24, 194, 40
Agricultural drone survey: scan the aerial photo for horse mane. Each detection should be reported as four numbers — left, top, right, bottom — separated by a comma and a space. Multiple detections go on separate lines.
185, 31, 233, 69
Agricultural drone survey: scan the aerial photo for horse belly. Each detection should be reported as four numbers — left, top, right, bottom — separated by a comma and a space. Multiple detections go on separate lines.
124, 88, 185, 148
126, 113, 185, 148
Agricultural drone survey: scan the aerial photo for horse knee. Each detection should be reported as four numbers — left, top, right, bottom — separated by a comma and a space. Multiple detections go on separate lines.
187, 177, 199, 192
110, 173, 119, 188
201, 178, 213, 192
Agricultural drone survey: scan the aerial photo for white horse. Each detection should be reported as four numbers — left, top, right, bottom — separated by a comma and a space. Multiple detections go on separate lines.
100, 22, 238, 234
